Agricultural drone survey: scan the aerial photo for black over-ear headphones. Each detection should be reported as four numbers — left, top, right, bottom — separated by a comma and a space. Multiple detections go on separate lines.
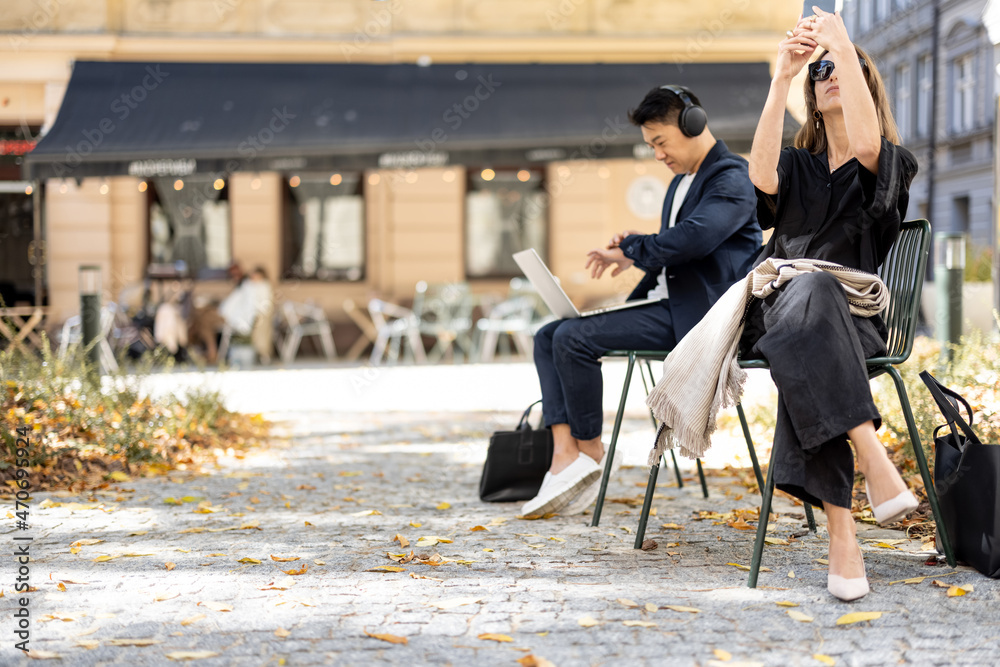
659, 85, 707, 138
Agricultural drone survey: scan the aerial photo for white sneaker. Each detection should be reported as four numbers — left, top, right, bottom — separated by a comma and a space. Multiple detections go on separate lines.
563, 447, 623, 515
520, 453, 602, 516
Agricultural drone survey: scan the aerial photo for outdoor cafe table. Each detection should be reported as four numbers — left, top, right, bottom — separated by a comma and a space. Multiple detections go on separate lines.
0, 306, 48, 355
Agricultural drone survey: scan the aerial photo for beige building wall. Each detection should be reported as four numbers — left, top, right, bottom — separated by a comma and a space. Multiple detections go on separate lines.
3, 0, 800, 335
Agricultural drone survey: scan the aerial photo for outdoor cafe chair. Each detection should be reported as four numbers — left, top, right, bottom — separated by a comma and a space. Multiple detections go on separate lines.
588, 350, 712, 529
629, 219, 955, 587
474, 295, 535, 362
57, 304, 119, 373
279, 301, 336, 364
412, 281, 476, 363
368, 298, 426, 365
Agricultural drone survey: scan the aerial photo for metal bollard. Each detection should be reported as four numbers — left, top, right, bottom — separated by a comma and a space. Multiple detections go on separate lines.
934, 232, 965, 363
79, 265, 102, 369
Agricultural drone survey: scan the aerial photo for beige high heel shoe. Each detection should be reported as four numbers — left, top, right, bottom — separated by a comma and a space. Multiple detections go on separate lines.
866, 481, 919, 526
827, 545, 869, 602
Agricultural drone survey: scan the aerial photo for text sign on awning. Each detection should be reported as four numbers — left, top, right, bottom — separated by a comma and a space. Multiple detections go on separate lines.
128, 159, 197, 177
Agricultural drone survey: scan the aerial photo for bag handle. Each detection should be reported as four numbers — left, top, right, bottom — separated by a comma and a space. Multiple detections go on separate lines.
517, 399, 544, 430
919, 371, 982, 448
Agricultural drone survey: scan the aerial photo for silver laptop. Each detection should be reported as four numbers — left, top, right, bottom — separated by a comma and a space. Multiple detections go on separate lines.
512, 248, 663, 319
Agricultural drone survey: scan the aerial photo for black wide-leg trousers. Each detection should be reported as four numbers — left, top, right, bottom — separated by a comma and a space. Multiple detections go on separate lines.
739, 271, 888, 509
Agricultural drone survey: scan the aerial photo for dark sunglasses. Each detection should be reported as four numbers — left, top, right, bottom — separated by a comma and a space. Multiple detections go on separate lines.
808, 57, 868, 81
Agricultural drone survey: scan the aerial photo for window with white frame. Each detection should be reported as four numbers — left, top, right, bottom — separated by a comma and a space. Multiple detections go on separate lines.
954, 54, 975, 133
917, 53, 933, 138
894, 62, 912, 140
465, 168, 547, 278
282, 173, 365, 281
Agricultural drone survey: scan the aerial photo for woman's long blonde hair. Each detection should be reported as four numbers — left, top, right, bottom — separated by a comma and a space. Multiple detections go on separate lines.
794, 44, 899, 154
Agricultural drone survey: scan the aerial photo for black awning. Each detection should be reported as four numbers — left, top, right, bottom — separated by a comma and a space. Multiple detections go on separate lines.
24, 60, 792, 181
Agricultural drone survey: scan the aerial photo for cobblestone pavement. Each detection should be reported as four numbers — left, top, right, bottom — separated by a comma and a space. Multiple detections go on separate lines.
4, 409, 999, 667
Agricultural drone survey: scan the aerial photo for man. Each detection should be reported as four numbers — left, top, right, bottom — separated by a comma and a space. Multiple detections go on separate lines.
523, 85, 762, 516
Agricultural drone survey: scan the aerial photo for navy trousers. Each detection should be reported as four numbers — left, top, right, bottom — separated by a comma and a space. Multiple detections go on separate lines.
740, 271, 888, 509
534, 302, 676, 441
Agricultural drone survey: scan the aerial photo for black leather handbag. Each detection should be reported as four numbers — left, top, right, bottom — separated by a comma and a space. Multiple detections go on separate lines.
478, 400, 553, 502
920, 371, 1000, 578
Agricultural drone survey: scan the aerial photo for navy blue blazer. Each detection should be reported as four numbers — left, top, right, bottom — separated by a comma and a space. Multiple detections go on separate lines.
618, 140, 761, 340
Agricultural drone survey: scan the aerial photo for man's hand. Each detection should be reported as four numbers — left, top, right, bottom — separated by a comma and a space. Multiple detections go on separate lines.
608, 230, 642, 249
585, 247, 635, 279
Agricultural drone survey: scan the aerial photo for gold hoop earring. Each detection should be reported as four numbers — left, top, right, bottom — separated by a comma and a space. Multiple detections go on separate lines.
813, 110, 822, 130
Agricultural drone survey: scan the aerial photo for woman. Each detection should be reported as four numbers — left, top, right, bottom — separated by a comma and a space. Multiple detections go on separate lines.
746, 7, 919, 601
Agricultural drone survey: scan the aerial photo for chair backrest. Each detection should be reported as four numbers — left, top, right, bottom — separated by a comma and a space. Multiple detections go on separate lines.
877, 218, 931, 364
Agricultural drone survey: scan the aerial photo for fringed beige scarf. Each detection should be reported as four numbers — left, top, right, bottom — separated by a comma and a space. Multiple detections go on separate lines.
645, 258, 890, 464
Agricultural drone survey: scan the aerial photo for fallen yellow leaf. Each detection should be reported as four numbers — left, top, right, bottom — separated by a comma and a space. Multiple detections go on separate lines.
106, 638, 162, 646
165, 562, 177, 571
470, 525, 488, 532
198, 601, 233, 612
108, 471, 131, 482
70, 539, 103, 547
364, 630, 407, 645
764, 537, 789, 545
644, 603, 658, 612
283, 565, 308, 576
24, 649, 62, 658
623, 620, 657, 628
663, 605, 701, 613
270, 555, 301, 562
836, 611, 883, 625
368, 566, 406, 573
713, 649, 732, 661
180, 614, 206, 626
410, 522, 422, 528
394, 534, 410, 548
787, 610, 813, 623
617, 598, 638, 608
56, 582, 66, 592
75, 640, 99, 650
154, 592, 180, 602
518, 656, 556, 667
351, 509, 382, 517
775, 601, 799, 607
165, 651, 220, 660
813, 654, 836, 665
478, 633, 514, 642
578, 615, 600, 627
274, 628, 291, 638
436, 502, 451, 510
237, 557, 261, 564
660, 523, 684, 530
946, 585, 973, 597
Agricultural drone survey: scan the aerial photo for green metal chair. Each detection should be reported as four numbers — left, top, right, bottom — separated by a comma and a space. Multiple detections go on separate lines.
590, 350, 711, 528
736, 219, 955, 587
629, 220, 952, 586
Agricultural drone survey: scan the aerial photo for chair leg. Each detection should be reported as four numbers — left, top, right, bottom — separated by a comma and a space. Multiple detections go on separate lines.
634, 460, 660, 549
696, 458, 709, 498
804, 504, 817, 533
736, 403, 765, 491
320, 327, 336, 360
640, 359, 684, 489
669, 449, 684, 488
592, 352, 635, 528
886, 365, 956, 566
748, 444, 778, 588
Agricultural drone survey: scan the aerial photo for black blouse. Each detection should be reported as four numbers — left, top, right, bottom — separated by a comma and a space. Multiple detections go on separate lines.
755, 136, 918, 274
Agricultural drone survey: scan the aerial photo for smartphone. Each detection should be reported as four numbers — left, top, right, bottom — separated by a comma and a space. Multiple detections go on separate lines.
803, 0, 836, 17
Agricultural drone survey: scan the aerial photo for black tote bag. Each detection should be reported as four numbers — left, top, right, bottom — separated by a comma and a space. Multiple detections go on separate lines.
478, 400, 553, 502
920, 371, 1000, 578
